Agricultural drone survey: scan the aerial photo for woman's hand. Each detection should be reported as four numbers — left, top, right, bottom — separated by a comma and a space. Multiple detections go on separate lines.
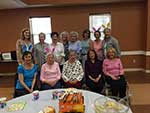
30, 87, 34, 93
110, 75, 120, 80
95, 75, 101, 83
69, 80, 78, 84
89, 75, 95, 82
89, 75, 99, 83
50, 81, 57, 87
29, 89, 33, 93
43, 79, 57, 87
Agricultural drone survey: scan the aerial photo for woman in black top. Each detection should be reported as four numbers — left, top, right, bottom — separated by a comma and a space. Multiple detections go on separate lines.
85, 50, 104, 94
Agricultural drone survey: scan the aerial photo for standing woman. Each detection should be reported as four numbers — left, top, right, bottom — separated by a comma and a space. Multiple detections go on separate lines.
68, 31, 82, 60
85, 50, 104, 94
49, 32, 65, 71
60, 31, 69, 61
92, 31, 103, 61
15, 51, 38, 97
80, 29, 93, 68
16, 28, 33, 65
34, 32, 50, 89
102, 28, 121, 58
34, 32, 50, 72
103, 47, 126, 98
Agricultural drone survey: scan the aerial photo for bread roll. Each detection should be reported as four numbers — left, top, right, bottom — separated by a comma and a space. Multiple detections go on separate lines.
43, 106, 55, 113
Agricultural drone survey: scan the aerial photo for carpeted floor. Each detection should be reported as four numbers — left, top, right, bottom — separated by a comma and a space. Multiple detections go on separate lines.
129, 84, 150, 105
125, 72, 150, 113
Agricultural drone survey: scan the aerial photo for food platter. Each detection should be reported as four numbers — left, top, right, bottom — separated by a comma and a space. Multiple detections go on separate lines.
94, 96, 129, 113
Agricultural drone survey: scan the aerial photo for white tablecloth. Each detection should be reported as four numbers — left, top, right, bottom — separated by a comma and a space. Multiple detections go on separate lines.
0, 89, 132, 113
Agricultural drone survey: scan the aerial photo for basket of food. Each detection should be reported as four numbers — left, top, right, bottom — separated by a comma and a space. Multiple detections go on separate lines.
59, 88, 85, 113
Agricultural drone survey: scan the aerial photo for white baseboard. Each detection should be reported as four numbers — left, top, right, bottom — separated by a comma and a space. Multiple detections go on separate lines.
124, 68, 150, 73
145, 70, 150, 73
121, 51, 150, 56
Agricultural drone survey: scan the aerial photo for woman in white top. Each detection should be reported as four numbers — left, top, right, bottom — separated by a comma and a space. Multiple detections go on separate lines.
49, 32, 65, 71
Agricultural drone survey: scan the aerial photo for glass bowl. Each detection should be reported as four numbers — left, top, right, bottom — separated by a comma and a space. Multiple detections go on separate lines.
94, 96, 129, 113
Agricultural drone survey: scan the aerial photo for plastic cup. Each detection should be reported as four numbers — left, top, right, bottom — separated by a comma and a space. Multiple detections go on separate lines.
32, 90, 39, 100
0, 97, 7, 108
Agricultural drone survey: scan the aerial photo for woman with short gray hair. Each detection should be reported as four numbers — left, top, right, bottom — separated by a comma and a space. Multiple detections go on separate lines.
60, 31, 69, 61
62, 50, 84, 88
68, 31, 82, 60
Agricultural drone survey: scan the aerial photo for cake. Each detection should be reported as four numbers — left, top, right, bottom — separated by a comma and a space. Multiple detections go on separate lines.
59, 89, 85, 113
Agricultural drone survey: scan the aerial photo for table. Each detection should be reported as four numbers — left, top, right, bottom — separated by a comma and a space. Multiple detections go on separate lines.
0, 89, 132, 113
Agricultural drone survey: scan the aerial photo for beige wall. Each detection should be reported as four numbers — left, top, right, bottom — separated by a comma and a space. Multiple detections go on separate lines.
0, 1, 149, 72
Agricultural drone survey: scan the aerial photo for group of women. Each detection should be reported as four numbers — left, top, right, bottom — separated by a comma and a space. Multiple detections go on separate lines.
15, 27, 127, 98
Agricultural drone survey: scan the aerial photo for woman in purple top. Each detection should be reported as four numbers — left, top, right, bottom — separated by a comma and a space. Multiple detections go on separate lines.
103, 47, 126, 98
85, 50, 104, 94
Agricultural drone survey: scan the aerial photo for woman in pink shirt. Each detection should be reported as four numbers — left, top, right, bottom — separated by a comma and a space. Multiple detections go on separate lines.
103, 47, 126, 98
92, 31, 103, 61
40, 53, 61, 90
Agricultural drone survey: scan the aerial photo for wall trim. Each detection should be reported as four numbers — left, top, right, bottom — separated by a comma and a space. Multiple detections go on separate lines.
121, 50, 150, 56
124, 68, 150, 73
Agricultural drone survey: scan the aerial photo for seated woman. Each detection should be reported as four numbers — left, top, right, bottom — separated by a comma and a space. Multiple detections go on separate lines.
62, 50, 84, 89
103, 47, 126, 98
85, 50, 104, 94
15, 51, 38, 97
40, 52, 61, 90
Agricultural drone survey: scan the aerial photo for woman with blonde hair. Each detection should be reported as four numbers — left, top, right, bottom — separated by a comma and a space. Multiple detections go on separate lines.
16, 28, 33, 65
103, 47, 126, 98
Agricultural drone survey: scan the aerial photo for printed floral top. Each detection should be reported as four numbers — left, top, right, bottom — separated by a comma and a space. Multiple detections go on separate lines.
62, 60, 84, 82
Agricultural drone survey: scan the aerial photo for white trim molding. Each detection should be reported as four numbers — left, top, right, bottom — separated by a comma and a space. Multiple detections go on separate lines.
146, 51, 150, 56
145, 70, 150, 73
124, 68, 144, 72
121, 50, 150, 56
124, 68, 150, 73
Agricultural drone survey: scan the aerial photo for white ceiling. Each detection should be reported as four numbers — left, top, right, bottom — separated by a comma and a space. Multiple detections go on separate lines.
0, 0, 144, 10
0, 0, 26, 9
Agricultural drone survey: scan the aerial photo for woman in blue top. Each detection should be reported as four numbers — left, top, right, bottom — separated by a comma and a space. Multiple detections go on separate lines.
15, 51, 38, 97
80, 29, 93, 69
